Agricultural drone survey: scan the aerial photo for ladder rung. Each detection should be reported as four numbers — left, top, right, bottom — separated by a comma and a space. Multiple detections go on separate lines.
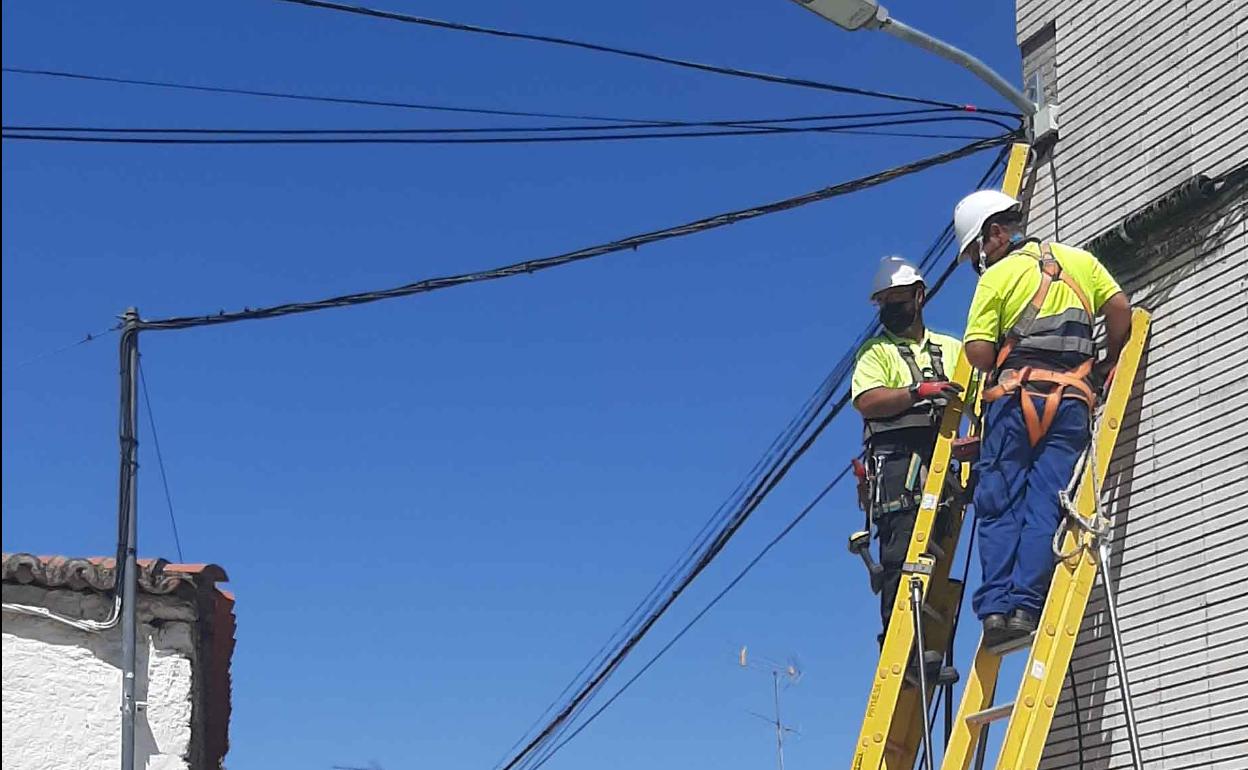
965, 702, 1015, 726
986, 631, 1036, 656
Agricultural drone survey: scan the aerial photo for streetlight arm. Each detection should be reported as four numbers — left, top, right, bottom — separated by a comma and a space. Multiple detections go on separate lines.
877, 15, 1035, 116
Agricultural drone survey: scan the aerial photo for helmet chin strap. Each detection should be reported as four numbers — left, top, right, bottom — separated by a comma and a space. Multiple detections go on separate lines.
975, 232, 1023, 274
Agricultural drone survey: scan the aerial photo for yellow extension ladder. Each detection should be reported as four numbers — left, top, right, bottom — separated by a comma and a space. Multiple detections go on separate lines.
847, 141, 1151, 770
939, 306, 1150, 770
848, 349, 977, 770
848, 142, 1032, 770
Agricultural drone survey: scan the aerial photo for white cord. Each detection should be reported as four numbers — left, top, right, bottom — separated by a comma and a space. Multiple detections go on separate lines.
1053, 404, 1110, 560
2, 593, 121, 632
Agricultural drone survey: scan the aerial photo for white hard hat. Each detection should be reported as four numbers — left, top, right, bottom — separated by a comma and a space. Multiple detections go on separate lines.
954, 189, 1021, 262
870, 255, 925, 300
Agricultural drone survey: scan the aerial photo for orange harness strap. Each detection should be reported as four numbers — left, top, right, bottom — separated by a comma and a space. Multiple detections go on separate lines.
984, 361, 1096, 446
983, 243, 1098, 447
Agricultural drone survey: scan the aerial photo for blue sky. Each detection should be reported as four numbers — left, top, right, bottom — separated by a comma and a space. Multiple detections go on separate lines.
2, 2, 1022, 768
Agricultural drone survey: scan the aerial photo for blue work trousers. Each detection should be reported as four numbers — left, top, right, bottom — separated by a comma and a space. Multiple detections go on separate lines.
972, 393, 1090, 618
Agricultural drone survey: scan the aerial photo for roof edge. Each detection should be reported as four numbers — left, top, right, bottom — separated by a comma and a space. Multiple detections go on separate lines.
2, 553, 228, 595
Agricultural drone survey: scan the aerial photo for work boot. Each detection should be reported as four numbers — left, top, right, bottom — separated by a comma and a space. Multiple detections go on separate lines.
1006, 609, 1039, 637
906, 649, 959, 688
982, 613, 1009, 648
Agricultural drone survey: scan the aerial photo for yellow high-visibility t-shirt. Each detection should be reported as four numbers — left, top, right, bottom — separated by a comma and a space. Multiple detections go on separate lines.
963, 241, 1122, 346
851, 329, 963, 401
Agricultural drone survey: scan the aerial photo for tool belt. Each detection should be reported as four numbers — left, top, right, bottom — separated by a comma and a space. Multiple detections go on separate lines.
873, 491, 921, 517
861, 448, 931, 522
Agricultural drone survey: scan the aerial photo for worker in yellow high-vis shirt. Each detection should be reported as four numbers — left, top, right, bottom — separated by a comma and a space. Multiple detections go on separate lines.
953, 190, 1132, 648
849, 256, 961, 685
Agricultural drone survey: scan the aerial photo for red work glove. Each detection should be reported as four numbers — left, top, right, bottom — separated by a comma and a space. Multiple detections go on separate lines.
912, 381, 964, 402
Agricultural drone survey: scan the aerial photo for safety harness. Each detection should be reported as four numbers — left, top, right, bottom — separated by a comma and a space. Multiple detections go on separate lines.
982, 243, 1098, 447
850, 338, 957, 594
859, 338, 949, 516
861, 338, 948, 443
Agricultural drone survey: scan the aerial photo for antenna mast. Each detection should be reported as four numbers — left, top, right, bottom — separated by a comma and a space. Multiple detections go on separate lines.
739, 646, 802, 770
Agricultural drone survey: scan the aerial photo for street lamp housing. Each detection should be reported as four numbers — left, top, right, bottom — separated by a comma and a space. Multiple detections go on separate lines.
792, 0, 885, 31
787, 0, 1038, 118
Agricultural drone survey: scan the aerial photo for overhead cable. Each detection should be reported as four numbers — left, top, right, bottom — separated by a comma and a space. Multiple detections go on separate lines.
273, 0, 1021, 117
3, 63, 1017, 123
1068, 664, 1088, 770
503, 376, 851, 770
3, 67, 994, 128
2, 111, 1014, 135
528, 465, 853, 770
121, 134, 1012, 331
83, 134, 1014, 332
138, 360, 186, 563
1, 325, 119, 372
2, 116, 1012, 145
0, 128, 989, 144
494, 357, 862, 769
1, 66, 677, 124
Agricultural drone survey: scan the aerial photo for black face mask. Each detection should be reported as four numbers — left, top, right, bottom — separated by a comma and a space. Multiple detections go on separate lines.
880, 301, 918, 335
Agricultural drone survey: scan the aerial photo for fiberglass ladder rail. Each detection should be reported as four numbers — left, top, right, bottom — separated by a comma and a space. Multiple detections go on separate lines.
848, 141, 1032, 770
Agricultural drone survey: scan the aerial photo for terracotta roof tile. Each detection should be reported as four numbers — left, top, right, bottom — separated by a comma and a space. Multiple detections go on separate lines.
1, 553, 227, 595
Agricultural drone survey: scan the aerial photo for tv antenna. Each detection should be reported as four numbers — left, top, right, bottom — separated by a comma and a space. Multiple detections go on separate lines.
739, 646, 802, 770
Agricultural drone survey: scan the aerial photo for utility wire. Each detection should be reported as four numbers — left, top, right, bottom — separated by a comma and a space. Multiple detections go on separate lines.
3, 64, 1018, 124
528, 465, 853, 770
0, 128, 989, 144
514, 391, 851, 770
921, 150, 1008, 302
119, 133, 1013, 332
274, 0, 1021, 118
0, 115, 1008, 135
1, 325, 119, 372
0, 108, 982, 135
1068, 664, 1087, 770
0, 66, 677, 124
3, 116, 1012, 145
494, 348, 862, 770
501, 404, 836, 770
509, 291, 880, 769
138, 360, 186, 562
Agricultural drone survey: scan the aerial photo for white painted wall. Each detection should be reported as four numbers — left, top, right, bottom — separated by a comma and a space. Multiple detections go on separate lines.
3, 590, 198, 770
1013, 0, 1248, 767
